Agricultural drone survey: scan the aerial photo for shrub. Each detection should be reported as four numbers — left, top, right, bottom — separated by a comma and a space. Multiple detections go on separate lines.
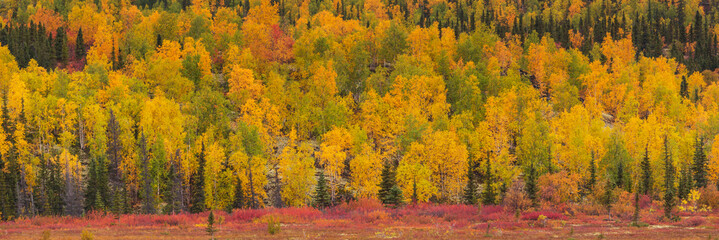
267, 216, 280, 235
679, 216, 705, 227
521, 210, 566, 220
698, 185, 719, 210
538, 171, 580, 205
42, 230, 50, 240
503, 180, 532, 213
80, 229, 94, 240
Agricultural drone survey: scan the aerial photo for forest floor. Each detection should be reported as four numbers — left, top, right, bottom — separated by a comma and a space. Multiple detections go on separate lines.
1, 200, 718, 239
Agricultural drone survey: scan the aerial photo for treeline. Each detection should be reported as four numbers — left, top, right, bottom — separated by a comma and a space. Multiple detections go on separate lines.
2, 0, 719, 222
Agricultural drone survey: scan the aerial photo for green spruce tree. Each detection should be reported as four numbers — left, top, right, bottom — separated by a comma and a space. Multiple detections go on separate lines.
663, 136, 676, 220
313, 171, 331, 209
693, 137, 708, 188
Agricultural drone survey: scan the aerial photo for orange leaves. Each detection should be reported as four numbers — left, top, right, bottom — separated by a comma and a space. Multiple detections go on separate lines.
30, 6, 65, 34
242, 0, 294, 63
228, 65, 263, 106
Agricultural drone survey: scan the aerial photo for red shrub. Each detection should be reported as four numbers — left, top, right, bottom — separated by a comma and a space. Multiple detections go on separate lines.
521, 210, 566, 220
678, 216, 706, 227
225, 208, 268, 222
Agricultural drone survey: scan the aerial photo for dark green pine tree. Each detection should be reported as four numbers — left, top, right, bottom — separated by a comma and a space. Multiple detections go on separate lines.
233, 177, 244, 209
85, 156, 109, 212
0, 96, 17, 220
693, 137, 708, 188
462, 163, 478, 205
586, 151, 597, 193
156, 34, 163, 48
313, 171, 331, 209
481, 158, 496, 205
678, 163, 692, 200
190, 143, 206, 213
680, 76, 689, 99
74, 28, 85, 60
600, 180, 615, 220
525, 163, 538, 206
139, 133, 155, 214
54, 26, 68, 66
663, 136, 676, 220
640, 146, 652, 195
106, 109, 126, 214
379, 161, 401, 206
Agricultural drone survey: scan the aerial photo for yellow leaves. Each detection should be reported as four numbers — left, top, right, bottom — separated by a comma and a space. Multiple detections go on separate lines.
228, 65, 263, 106
59, 149, 82, 183
87, 24, 116, 68
140, 95, 186, 161
709, 134, 719, 183
349, 145, 382, 199
363, 0, 388, 20
386, 74, 449, 123
398, 130, 468, 202
600, 35, 635, 72
279, 142, 316, 206
550, 105, 606, 174
204, 142, 230, 210
407, 23, 455, 60
319, 126, 351, 187
67, 2, 107, 45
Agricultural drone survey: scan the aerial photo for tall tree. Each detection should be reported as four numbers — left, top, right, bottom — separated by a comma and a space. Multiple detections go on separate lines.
692, 137, 707, 188
663, 136, 675, 220
190, 143, 206, 213
640, 146, 652, 195
75, 28, 85, 60
313, 171, 330, 209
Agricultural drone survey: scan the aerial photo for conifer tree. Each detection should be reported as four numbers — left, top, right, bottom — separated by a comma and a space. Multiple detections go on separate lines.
481, 158, 496, 205
663, 136, 675, 220
463, 164, 478, 204
680, 76, 689, 98
190, 143, 206, 213
678, 163, 692, 200
640, 146, 652, 195
75, 28, 85, 60
313, 171, 330, 208
693, 137, 708, 188
525, 163, 538, 206
379, 161, 401, 207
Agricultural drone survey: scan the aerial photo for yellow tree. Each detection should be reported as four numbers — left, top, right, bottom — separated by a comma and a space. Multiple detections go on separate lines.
203, 142, 233, 210
227, 65, 263, 106
318, 126, 352, 201
349, 144, 382, 199
279, 141, 316, 207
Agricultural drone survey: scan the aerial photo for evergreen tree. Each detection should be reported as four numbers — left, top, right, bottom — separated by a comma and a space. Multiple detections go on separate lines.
313, 171, 331, 208
378, 161, 401, 207
525, 163, 538, 206
84, 156, 109, 212
481, 158, 496, 205
600, 180, 615, 220
0, 97, 17, 220
462, 163, 478, 204
75, 28, 85, 60
54, 26, 68, 66
139, 133, 155, 214
678, 163, 692, 200
206, 211, 217, 239
693, 137, 708, 188
663, 136, 675, 220
106, 109, 125, 214
586, 151, 597, 192
640, 146, 652, 195
190, 143, 206, 213
680, 76, 689, 99
233, 177, 244, 209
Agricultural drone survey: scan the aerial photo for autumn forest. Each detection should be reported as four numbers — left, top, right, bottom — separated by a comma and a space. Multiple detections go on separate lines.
2, 0, 719, 238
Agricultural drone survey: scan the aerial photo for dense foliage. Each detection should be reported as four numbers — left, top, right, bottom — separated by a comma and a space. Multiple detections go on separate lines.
1, 0, 719, 219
